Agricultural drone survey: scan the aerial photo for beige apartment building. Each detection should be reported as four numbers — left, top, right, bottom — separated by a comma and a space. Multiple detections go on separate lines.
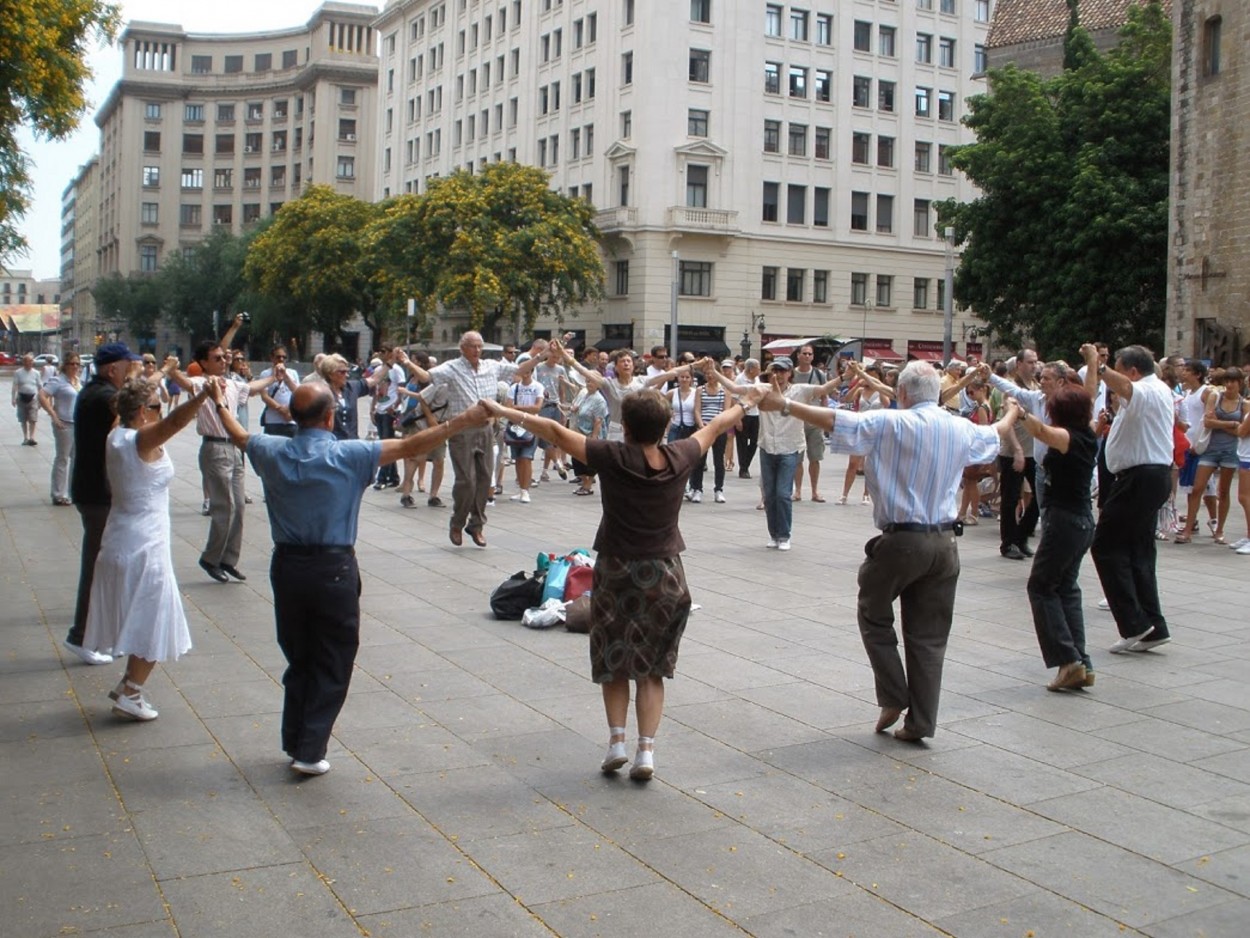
88, 1, 380, 301
61, 158, 100, 341
374, 0, 992, 361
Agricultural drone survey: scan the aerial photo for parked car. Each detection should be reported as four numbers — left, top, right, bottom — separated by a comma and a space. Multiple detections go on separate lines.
0, 351, 17, 366
34, 353, 60, 368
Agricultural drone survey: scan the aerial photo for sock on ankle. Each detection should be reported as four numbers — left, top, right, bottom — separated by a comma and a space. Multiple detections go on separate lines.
609, 725, 627, 741
637, 735, 655, 752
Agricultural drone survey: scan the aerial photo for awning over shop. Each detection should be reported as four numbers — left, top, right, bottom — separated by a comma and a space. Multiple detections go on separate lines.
595, 336, 636, 351
863, 342, 904, 362
908, 348, 944, 362
0, 305, 61, 334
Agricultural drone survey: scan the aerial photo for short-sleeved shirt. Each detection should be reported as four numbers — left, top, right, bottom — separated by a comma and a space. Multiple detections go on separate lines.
333, 378, 371, 439
13, 367, 42, 398
534, 362, 567, 405
246, 429, 382, 546
585, 437, 702, 559
42, 375, 80, 422
427, 356, 521, 416
1105, 373, 1174, 473
188, 375, 242, 437
759, 383, 828, 454
71, 377, 118, 506
507, 380, 544, 410
572, 388, 609, 437
1042, 426, 1097, 513
600, 376, 648, 425
259, 367, 301, 427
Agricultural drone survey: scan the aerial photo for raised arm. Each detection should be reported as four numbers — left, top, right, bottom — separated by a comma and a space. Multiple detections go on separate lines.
136, 378, 214, 460
219, 313, 245, 351
1079, 344, 1101, 402
938, 369, 977, 406
393, 348, 431, 384
481, 397, 588, 463
561, 347, 606, 391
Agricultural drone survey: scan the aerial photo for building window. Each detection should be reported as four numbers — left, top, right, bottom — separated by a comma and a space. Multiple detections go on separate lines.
185, 103, 204, 122
941, 0, 957, 13
816, 13, 832, 45
764, 61, 781, 94
762, 181, 779, 222
688, 108, 709, 136
788, 122, 807, 156
914, 278, 930, 309
876, 80, 895, 113
689, 49, 711, 82
787, 184, 806, 224
815, 69, 831, 102
691, 0, 710, 24
915, 142, 932, 172
271, 165, 286, 186
244, 167, 261, 189
876, 274, 893, 308
255, 53, 272, 72
813, 270, 829, 303
144, 102, 162, 119
217, 103, 235, 121
143, 166, 160, 187
247, 102, 264, 121
790, 9, 809, 41
974, 44, 987, 75
624, 0, 635, 26
213, 204, 232, 226
876, 195, 894, 233
1203, 16, 1222, 77
940, 37, 956, 68
851, 272, 868, 305
788, 66, 807, 98
621, 110, 632, 138
337, 156, 355, 178
143, 131, 161, 151
853, 21, 872, 53
914, 199, 931, 237
878, 135, 895, 168
615, 260, 630, 295
180, 204, 202, 227
975, 0, 991, 21
763, 119, 781, 153
340, 88, 357, 106
761, 266, 778, 301
181, 168, 203, 189
190, 56, 211, 75
271, 130, 287, 151
765, 4, 782, 37
224, 54, 243, 73
786, 268, 805, 301
283, 49, 298, 69
938, 90, 955, 121
140, 202, 158, 225
851, 191, 869, 231
182, 133, 203, 154
244, 132, 262, 152
215, 133, 234, 154
815, 126, 831, 159
814, 187, 830, 227
852, 132, 871, 164
214, 168, 232, 188
853, 75, 871, 108
938, 144, 953, 175
139, 244, 158, 272
619, 165, 630, 206
622, 51, 634, 84
916, 86, 932, 118
679, 261, 712, 297
687, 165, 709, 207
916, 33, 932, 64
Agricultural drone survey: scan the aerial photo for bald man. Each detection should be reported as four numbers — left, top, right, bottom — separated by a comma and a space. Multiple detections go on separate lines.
212, 382, 491, 776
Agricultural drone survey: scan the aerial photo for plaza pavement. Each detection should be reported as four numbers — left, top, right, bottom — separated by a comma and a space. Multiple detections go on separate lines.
1, 416, 1248, 938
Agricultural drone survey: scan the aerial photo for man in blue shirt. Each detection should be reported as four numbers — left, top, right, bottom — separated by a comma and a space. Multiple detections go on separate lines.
758, 361, 1016, 742
210, 381, 490, 776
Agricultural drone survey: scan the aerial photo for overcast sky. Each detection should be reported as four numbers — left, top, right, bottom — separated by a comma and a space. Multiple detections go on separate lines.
13, 1, 339, 280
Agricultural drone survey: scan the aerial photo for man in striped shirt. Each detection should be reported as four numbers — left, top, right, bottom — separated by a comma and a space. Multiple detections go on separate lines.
758, 360, 1016, 741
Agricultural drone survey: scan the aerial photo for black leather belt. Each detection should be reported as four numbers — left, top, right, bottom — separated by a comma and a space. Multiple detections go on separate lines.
274, 544, 355, 556
881, 521, 962, 535
201, 435, 231, 443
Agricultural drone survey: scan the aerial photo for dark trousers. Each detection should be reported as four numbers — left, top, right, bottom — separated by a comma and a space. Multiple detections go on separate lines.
448, 424, 494, 532
262, 423, 297, 438
1092, 464, 1171, 640
998, 455, 1039, 551
69, 503, 110, 645
736, 414, 760, 473
375, 413, 399, 485
857, 530, 960, 738
271, 551, 362, 763
1027, 505, 1095, 669
690, 432, 727, 493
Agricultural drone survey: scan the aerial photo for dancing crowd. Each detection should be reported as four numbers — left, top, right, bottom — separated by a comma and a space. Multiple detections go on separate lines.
16, 323, 1248, 781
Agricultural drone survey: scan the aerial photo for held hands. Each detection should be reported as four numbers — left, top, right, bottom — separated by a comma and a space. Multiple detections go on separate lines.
738, 385, 766, 409
755, 388, 788, 412
465, 400, 494, 427
160, 354, 180, 377
480, 397, 507, 418
204, 375, 225, 405
1079, 343, 1099, 364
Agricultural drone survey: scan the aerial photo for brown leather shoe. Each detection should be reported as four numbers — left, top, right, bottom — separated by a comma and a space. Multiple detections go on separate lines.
1047, 662, 1088, 692
1081, 670, 1095, 688
893, 727, 925, 743
875, 707, 903, 734
449, 527, 463, 546
467, 526, 487, 548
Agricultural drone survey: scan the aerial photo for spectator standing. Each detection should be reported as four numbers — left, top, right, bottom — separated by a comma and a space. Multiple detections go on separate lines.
12, 353, 42, 445
38, 353, 83, 505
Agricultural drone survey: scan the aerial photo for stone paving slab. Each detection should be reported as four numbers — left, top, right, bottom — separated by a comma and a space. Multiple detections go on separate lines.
2, 420, 1249, 936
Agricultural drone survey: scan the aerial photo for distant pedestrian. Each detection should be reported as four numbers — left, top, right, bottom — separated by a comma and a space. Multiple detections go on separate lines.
38, 353, 83, 505
12, 353, 42, 445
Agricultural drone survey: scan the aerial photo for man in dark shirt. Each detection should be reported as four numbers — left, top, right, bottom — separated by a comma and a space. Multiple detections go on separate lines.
64, 342, 142, 665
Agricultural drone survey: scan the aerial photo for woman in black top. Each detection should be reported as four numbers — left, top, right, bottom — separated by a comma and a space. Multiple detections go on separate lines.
1012, 383, 1099, 690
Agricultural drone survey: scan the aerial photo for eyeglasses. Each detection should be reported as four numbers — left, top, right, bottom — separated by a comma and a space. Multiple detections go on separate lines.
654, 353, 668, 359
334, 368, 350, 375
273, 356, 287, 361
209, 354, 226, 362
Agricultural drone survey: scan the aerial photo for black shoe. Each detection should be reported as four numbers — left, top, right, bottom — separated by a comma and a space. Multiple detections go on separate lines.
739, 469, 751, 479
427, 496, 444, 507
199, 558, 229, 582
400, 494, 416, 508
219, 564, 247, 581
372, 482, 385, 490
1018, 543, 1035, 557
1001, 545, 1026, 561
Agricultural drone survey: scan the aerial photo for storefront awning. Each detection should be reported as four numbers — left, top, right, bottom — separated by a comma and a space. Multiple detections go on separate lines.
863, 344, 904, 362
908, 348, 945, 362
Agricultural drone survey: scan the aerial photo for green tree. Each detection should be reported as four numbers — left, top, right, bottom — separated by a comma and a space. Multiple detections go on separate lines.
244, 185, 383, 350
90, 271, 163, 342
371, 162, 604, 337
0, 0, 120, 262
936, 2, 1171, 358
159, 228, 252, 341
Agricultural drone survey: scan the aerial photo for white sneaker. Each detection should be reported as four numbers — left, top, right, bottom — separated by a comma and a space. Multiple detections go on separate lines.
520, 490, 531, 504
629, 748, 654, 781
291, 759, 331, 775
486, 498, 496, 507
1097, 597, 1111, 610
1131, 636, 1172, 652
714, 490, 726, 503
1230, 537, 1250, 550
63, 640, 113, 665
1109, 627, 1154, 654
766, 539, 778, 549
777, 538, 792, 551
1238, 542, 1250, 555
690, 490, 702, 503
108, 684, 158, 721
601, 740, 629, 773
201, 499, 210, 516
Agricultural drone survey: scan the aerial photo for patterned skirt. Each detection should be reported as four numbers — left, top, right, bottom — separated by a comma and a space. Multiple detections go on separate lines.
589, 554, 692, 683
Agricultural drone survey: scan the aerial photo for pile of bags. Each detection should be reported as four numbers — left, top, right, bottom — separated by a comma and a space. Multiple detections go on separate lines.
489, 549, 594, 632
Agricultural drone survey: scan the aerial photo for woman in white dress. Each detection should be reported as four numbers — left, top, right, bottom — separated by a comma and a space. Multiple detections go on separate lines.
84, 371, 214, 721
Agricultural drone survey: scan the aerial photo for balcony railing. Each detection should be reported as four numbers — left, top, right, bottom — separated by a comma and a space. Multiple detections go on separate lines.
594, 207, 637, 230
666, 206, 739, 232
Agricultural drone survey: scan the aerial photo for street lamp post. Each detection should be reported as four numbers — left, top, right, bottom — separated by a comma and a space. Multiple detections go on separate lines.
741, 312, 766, 360
942, 226, 955, 364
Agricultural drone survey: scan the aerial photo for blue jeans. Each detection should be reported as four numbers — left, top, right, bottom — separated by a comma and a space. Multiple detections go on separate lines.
759, 450, 801, 539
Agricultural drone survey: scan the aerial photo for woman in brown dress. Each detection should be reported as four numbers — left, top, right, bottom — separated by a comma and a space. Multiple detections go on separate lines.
485, 355, 761, 781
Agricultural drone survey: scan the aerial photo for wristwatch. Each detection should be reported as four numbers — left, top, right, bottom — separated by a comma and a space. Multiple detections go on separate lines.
781, 400, 792, 417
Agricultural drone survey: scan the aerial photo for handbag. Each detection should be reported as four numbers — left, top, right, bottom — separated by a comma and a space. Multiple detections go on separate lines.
490, 570, 546, 619
506, 385, 536, 446
563, 564, 594, 601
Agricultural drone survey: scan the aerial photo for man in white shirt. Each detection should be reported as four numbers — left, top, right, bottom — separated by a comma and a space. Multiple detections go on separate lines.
1088, 344, 1175, 654
258, 345, 300, 437
1175, 358, 1217, 529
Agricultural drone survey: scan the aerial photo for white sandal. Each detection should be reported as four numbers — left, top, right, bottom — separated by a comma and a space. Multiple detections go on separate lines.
601, 726, 628, 773
629, 736, 655, 781
108, 679, 158, 721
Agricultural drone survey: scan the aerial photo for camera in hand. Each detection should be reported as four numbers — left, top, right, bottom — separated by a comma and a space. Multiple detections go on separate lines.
239, 311, 251, 325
